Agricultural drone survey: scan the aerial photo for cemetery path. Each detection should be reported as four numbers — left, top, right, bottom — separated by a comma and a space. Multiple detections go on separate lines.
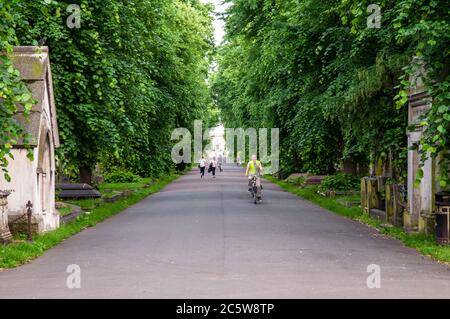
0, 165, 449, 298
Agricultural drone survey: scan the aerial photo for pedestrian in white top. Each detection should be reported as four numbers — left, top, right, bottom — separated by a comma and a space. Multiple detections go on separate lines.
210, 157, 217, 178
199, 157, 206, 178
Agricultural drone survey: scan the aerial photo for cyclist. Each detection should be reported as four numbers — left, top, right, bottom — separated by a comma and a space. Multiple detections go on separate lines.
245, 154, 263, 199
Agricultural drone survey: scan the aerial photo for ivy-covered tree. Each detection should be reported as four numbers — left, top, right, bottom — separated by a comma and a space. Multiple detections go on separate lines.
2, 0, 214, 182
0, 0, 34, 181
213, 0, 449, 186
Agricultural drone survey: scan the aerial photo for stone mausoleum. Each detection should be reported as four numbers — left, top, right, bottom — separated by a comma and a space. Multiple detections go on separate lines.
403, 61, 445, 233
360, 58, 447, 236
0, 46, 60, 237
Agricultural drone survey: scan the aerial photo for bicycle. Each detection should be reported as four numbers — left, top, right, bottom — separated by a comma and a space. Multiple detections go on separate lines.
249, 175, 262, 204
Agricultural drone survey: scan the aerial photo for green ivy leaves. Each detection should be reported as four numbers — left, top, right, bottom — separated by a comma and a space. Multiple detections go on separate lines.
0, 0, 35, 182
7, 0, 214, 180
214, 0, 410, 179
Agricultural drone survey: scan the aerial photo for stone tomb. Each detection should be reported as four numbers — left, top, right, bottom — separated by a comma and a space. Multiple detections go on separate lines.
403, 62, 439, 234
0, 46, 60, 234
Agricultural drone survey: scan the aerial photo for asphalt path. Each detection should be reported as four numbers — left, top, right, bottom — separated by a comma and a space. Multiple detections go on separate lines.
1, 165, 449, 298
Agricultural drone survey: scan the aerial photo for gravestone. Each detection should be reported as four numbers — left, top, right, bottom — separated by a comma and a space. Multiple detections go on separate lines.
0, 192, 13, 244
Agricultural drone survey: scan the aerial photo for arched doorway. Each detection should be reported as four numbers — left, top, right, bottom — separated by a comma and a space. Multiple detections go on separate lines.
41, 134, 52, 212
37, 127, 53, 214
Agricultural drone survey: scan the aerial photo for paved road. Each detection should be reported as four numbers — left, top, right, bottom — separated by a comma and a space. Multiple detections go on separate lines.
1, 165, 449, 298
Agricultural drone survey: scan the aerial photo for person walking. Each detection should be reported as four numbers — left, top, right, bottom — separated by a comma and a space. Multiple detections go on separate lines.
210, 157, 217, 178
198, 156, 206, 178
218, 154, 223, 172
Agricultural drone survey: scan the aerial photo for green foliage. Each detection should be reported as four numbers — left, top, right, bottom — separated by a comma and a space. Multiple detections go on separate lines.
214, 0, 448, 185
5, 0, 214, 179
0, 0, 35, 182
319, 173, 360, 192
346, 0, 450, 186
104, 169, 140, 184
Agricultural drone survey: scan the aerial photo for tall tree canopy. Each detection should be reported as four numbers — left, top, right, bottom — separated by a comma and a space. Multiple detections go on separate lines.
1, 0, 215, 181
213, 0, 449, 185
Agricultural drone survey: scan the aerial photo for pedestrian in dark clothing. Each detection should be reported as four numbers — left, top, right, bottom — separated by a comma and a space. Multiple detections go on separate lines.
210, 157, 217, 178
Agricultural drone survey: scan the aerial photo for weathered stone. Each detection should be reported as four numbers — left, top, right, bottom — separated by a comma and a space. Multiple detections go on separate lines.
285, 174, 307, 186
285, 173, 327, 185
55, 201, 65, 209
56, 183, 101, 199
419, 213, 436, 236
0, 228, 12, 245
370, 208, 387, 222
60, 204, 82, 224
286, 173, 308, 180
385, 184, 404, 227
104, 192, 123, 203
0, 46, 60, 234
367, 178, 378, 212
8, 214, 41, 235
305, 176, 327, 185
361, 178, 368, 213
103, 190, 134, 203
94, 175, 104, 184
336, 198, 359, 208
9, 47, 47, 81
406, 58, 439, 234
0, 192, 13, 244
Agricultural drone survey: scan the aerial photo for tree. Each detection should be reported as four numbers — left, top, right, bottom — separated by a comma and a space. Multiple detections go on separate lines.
213, 0, 448, 185
4, 0, 214, 182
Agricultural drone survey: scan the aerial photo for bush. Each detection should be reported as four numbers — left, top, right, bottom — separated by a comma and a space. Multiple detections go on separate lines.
104, 169, 140, 183
319, 173, 360, 192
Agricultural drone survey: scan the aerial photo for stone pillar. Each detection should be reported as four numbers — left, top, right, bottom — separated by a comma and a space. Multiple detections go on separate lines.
418, 154, 435, 234
361, 178, 368, 213
405, 62, 434, 232
361, 177, 378, 214
0, 191, 13, 244
385, 184, 404, 227
405, 131, 421, 230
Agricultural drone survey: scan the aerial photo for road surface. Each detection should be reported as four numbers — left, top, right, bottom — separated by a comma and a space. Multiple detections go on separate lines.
1, 165, 449, 298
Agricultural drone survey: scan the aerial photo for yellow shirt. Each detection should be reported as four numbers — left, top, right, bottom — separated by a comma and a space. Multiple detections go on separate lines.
248, 160, 261, 175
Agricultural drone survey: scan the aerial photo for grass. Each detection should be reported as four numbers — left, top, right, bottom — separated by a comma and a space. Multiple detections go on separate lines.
0, 173, 182, 269
57, 206, 72, 217
337, 194, 361, 202
265, 175, 450, 264
60, 178, 154, 211
99, 177, 153, 192
63, 177, 155, 211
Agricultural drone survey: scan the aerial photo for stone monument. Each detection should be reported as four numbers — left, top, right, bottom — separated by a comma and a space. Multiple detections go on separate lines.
0, 46, 60, 234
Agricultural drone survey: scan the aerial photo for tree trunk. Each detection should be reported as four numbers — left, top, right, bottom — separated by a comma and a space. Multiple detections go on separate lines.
79, 165, 93, 184
343, 159, 357, 175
